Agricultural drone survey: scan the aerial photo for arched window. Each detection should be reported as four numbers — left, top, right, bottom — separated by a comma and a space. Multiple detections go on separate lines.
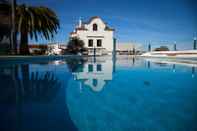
93, 24, 98, 31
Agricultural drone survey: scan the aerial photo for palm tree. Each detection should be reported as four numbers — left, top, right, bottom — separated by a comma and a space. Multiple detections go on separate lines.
0, 0, 17, 54
16, 4, 60, 55
0, 0, 11, 42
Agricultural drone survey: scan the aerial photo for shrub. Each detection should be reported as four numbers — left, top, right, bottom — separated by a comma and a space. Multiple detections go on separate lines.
154, 46, 169, 51
66, 37, 87, 54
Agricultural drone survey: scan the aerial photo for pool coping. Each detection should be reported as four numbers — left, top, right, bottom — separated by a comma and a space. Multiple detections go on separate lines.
0, 55, 85, 64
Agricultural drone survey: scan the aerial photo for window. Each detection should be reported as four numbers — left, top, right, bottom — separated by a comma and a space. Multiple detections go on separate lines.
93, 79, 98, 87
77, 65, 83, 72
97, 39, 102, 47
93, 23, 98, 31
88, 64, 93, 72
97, 64, 102, 71
88, 39, 93, 47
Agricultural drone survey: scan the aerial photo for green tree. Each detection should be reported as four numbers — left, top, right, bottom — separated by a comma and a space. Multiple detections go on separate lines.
67, 37, 87, 54
16, 4, 59, 55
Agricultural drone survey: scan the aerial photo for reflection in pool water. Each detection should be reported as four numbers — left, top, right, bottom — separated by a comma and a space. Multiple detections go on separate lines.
71, 57, 114, 92
0, 56, 197, 131
0, 63, 77, 131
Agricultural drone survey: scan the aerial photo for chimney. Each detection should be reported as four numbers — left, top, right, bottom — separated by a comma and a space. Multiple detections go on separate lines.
79, 18, 82, 28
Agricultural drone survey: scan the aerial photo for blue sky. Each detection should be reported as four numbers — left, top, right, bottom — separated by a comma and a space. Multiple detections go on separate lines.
18, 0, 197, 50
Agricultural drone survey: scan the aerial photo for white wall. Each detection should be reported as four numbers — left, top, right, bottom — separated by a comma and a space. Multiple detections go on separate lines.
74, 17, 114, 54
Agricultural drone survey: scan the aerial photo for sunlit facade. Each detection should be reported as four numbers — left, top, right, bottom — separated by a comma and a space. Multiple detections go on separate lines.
70, 16, 115, 55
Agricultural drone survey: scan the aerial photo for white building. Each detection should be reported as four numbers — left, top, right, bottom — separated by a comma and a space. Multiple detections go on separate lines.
70, 16, 115, 55
47, 43, 67, 55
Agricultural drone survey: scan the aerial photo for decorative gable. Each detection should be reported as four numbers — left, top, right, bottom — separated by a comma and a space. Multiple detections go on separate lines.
69, 16, 115, 55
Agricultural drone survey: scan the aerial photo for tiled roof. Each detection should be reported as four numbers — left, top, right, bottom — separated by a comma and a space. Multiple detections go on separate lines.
70, 32, 76, 35
70, 16, 115, 34
29, 45, 48, 49
76, 27, 88, 31
83, 16, 114, 31
105, 26, 115, 31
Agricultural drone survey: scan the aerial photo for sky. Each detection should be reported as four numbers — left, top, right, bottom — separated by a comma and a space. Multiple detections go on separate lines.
18, 0, 197, 50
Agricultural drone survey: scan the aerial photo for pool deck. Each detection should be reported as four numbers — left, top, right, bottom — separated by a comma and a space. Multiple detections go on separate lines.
141, 50, 197, 59
0, 55, 71, 59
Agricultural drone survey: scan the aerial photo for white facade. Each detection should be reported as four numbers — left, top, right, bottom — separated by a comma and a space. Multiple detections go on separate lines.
70, 16, 115, 55
47, 44, 67, 55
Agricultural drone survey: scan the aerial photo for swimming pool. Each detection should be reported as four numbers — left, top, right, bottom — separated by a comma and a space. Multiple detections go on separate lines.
0, 56, 197, 131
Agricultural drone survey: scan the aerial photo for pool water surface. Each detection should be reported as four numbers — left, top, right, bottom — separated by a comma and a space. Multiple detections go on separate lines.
0, 56, 197, 131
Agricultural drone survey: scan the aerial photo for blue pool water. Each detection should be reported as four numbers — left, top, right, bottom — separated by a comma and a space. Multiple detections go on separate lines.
0, 56, 197, 131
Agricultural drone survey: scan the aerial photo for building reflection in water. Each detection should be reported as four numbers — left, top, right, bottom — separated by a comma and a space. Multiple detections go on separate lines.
144, 58, 197, 78
192, 66, 195, 78
68, 57, 115, 92
147, 61, 151, 69
173, 64, 176, 72
66, 56, 197, 92
132, 57, 135, 65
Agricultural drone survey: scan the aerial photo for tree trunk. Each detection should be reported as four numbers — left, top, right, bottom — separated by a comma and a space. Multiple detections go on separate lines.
11, 0, 17, 55
20, 31, 29, 55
